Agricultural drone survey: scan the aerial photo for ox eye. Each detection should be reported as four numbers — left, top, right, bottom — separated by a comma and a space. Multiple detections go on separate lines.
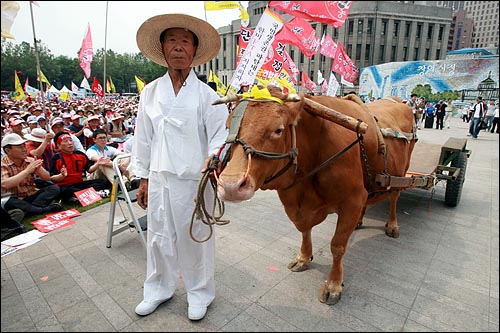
272, 126, 284, 138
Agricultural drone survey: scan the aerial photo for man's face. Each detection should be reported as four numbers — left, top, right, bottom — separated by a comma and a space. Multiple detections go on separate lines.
162, 28, 197, 70
5, 143, 27, 160
58, 137, 74, 153
94, 133, 108, 148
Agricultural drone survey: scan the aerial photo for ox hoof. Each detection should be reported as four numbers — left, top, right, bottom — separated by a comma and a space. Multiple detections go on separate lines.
287, 259, 310, 272
319, 290, 342, 305
385, 225, 400, 238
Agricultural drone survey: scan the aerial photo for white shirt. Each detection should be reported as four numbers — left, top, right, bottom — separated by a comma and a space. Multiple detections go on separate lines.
86, 143, 121, 160
132, 69, 228, 180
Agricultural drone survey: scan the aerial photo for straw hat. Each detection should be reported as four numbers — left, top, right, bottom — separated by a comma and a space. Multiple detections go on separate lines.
136, 13, 220, 67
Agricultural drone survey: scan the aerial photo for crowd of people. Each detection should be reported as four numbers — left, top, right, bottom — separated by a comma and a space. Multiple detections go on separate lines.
1, 95, 140, 234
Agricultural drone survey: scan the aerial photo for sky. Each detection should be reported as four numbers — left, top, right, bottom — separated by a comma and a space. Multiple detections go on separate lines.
8, 1, 249, 58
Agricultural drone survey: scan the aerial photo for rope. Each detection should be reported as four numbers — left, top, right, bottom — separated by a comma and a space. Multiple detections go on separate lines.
189, 156, 230, 243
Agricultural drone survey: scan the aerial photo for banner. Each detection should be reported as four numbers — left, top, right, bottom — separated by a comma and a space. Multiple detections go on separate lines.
209, 70, 229, 96
80, 77, 91, 90
269, 1, 352, 28
13, 71, 25, 100
229, 8, 284, 91
71, 81, 79, 91
79, 23, 93, 78
331, 42, 358, 84
275, 17, 320, 59
204, 1, 240, 10
25, 85, 40, 96
326, 72, 339, 97
91, 76, 104, 97
135, 75, 145, 94
320, 33, 338, 59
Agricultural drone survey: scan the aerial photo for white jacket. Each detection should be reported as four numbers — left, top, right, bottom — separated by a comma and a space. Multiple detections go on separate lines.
132, 70, 228, 180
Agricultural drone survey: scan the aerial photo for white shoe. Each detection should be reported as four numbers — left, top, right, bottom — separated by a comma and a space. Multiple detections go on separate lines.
135, 298, 170, 316
188, 305, 208, 321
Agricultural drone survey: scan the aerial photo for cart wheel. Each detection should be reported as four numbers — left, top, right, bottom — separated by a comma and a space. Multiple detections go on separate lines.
445, 152, 467, 207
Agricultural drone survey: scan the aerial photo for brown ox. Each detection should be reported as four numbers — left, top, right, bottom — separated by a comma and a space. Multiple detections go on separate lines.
214, 86, 416, 305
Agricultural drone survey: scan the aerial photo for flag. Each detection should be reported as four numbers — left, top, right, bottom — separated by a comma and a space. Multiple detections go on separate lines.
106, 79, 111, 93
79, 23, 93, 78
13, 70, 25, 100
331, 42, 359, 83
135, 76, 145, 94
301, 70, 317, 93
71, 81, 79, 92
60, 92, 70, 101
91, 76, 104, 97
341, 75, 354, 87
238, 1, 249, 27
204, 1, 240, 10
37, 70, 51, 85
321, 79, 328, 94
25, 85, 40, 96
269, 1, 352, 28
326, 72, 340, 97
317, 70, 324, 85
229, 8, 284, 91
1, 1, 20, 39
209, 70, 231, 96
274, 17, 320, 59
109, 77, 116, 93
80, 77, 91, 90
320, 33, 338, 59
24, 76, 29, 91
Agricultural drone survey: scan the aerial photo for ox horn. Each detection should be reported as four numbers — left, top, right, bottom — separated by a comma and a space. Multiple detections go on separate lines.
212, 94, 241, 105
303, 97, 368, 134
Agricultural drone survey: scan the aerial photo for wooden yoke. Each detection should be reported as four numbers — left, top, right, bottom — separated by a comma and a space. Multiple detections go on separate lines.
302, 97, 368, 134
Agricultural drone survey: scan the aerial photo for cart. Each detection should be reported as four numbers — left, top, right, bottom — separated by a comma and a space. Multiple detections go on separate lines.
374, 137, 471, 207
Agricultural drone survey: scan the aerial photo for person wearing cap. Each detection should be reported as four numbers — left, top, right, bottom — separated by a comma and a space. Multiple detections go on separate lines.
132, 13, 228, 320
1, 133, 63, 217
37, 115, 50, 132
82, 114, 103, 150
23, 115, 39, 135
68, 114, 85, 146
49, 131, 109, 204
50, 117, 85, 153
8, 118, 26, 139
25, 128, 54, 172
108, 113, 127, 139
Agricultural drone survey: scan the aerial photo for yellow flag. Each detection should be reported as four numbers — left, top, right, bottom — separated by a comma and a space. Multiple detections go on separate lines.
238, 2, 249, 27
13, 71, 25, 100
37, 70, 51, 85
109, 77, 116, 93
60, 91, 70, 101
209, 70, 232, 96
204, 1, 240, 11
135, 75, 145, 94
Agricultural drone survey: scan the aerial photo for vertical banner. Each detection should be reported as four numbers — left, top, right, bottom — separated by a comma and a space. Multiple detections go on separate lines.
79, 23, 93, 79
229, 8, 284, 91
326, 72, 340, 97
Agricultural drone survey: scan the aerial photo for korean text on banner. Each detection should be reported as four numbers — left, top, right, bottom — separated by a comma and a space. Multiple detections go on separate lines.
79, 23, 94, 79
229, 8, 284, 91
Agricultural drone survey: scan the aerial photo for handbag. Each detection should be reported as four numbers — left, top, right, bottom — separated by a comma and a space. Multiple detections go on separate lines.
479, 119, 488, 130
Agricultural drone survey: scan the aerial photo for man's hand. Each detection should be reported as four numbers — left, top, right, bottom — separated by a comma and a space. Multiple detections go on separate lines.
136, 178, 149, 209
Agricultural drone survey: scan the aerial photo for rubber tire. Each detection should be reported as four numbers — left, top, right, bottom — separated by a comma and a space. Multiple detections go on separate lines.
445, 152, 467, 207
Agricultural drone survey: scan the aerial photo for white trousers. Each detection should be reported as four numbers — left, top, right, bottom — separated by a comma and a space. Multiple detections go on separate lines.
143, 171, 215, 307
444, 112, 453, 128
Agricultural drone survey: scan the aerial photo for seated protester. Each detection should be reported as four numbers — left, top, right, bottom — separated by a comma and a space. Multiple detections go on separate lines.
9, 118, 27, 139
50, 117, 85, 153
108, 113, 127, 139
1, 133, 63, 216
82, 114, 102, 150
25, 128, 54, 171
85, 128, 128, 185
49, 131, 109, 204
1, 207, 26, 237
37, 115, 50, 133
68, 114, 85, 146
23, 115, 39, 135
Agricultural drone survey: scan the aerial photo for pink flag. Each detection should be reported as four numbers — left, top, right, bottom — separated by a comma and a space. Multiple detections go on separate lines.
301, 70, 317, 93
320, 33, 338, 59
269, 1, 352, 28
321, 79, 328, 93
331, 42, 359, 84
24, 76, 29, 91
275, 17, 320, 59
79, 23, 93, 79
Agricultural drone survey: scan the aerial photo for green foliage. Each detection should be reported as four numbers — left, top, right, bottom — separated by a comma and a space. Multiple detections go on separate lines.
411, 84, 460, 102
1, 39, 165, 93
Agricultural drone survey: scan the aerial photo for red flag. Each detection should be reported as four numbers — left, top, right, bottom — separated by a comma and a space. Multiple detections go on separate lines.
331, 42, 359, 84
91, 76, 104, 97
269, 1, 352, 28
275, 17, 320, 59
79, 23, 93, 79
301, 70, 317, 93
320, 33, 338, 59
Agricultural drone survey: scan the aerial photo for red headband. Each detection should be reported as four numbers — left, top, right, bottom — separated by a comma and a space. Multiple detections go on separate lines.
56, 134, 72, 146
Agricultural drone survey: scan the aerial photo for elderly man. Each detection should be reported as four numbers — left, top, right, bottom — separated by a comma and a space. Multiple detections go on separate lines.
1, 133, 62, 217
50, 117, 85, 153
132, 13, 228, 320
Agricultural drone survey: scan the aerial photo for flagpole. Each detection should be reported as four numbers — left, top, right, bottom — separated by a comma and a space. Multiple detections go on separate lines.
29, 1, 46, 111
103, 1, 108, 103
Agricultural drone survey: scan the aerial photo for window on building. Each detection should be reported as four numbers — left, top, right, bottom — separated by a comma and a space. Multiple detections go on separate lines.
403, 47, 408, 61
413, 48, 419, 61
216, 58, 219, 71
436, 49, 441, 59
358, 19, 363, 34
379, 47, 385, 62
427, 25, 434, 39
416, 24, 422, 38
382, 19, 387, 35
367, 19, 373, 35
405, 22, 411, 38
223, 38, 226, 51
356, 43, 361, 61
394, 21, 399, 37
391, 46, 396, 62
425, 48, 430, 60
365, 44, 371, 61
348, 20, 354, 35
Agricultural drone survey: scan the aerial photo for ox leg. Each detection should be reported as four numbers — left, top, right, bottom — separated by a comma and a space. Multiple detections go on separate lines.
319, 212, 360, 305
355, 205, 367, 229
287, 229, 313, 272
385, 192, 400, 238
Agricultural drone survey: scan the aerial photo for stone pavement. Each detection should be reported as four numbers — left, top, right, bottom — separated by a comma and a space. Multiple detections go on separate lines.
1, 116, 498, 332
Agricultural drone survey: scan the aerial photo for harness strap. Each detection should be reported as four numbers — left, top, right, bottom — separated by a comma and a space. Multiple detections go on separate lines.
226, 101, 248, 143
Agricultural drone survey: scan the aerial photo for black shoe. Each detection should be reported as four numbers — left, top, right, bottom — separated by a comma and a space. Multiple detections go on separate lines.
67, 197, 80, 205
49, 203, 63, 212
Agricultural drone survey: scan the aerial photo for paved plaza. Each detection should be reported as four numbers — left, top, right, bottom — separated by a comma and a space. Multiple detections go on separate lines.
1, 116, 498, 332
